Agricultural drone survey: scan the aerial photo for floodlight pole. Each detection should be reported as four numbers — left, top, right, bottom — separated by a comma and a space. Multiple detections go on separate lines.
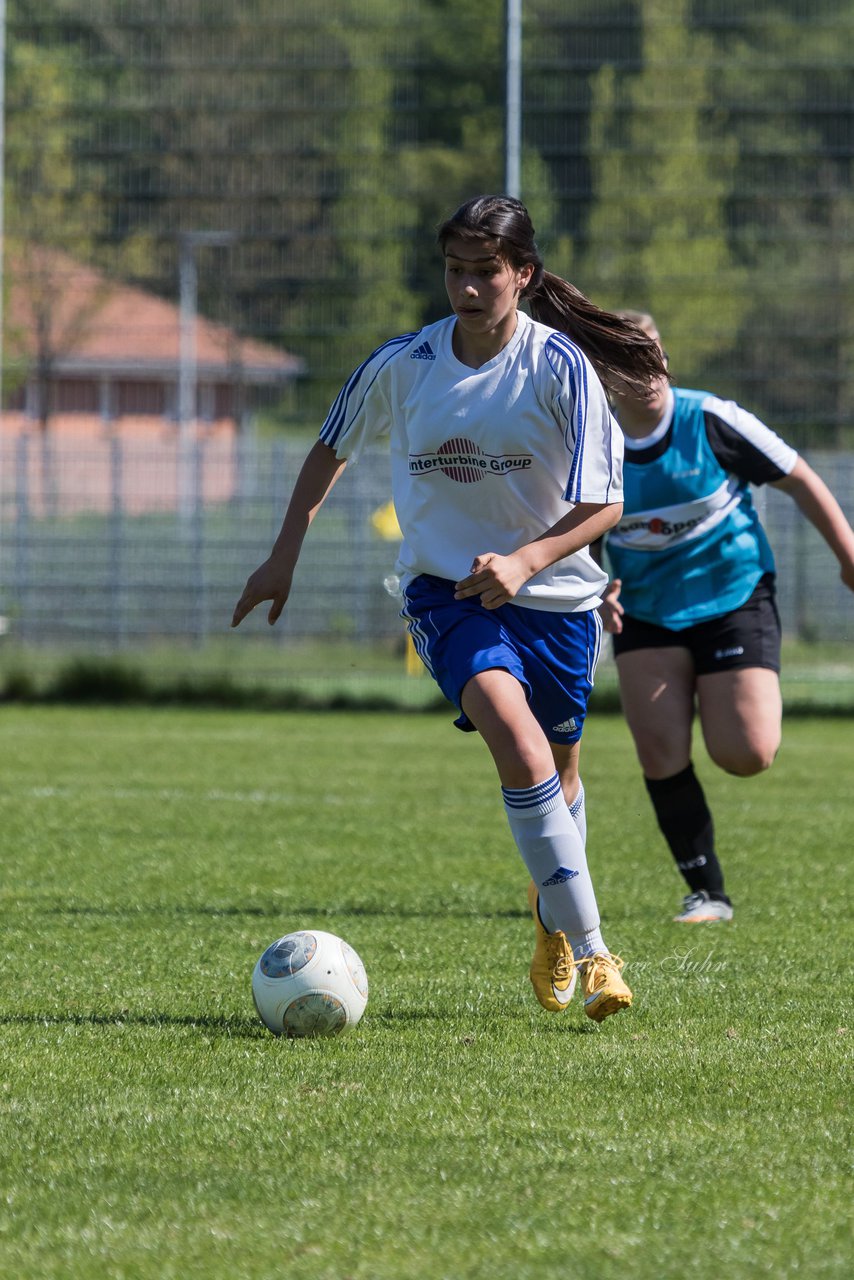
505, 0, 522, 198
0, 0, 6, 459
0, 0, 6, 624
177, 230, 235, 521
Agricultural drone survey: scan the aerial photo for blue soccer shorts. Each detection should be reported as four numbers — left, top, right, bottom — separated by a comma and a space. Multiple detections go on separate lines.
400, 573, 603, 744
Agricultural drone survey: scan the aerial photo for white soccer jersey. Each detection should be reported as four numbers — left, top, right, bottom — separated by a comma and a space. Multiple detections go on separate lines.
319, 310, 624, 612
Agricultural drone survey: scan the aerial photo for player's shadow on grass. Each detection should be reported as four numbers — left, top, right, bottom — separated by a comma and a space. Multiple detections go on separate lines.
51, 902, 528, 921
0, 1006, 596, 1037
0, 1011, 265, 1037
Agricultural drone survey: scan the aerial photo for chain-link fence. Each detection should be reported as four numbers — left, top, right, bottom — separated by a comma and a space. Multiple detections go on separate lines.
1, 433, 851, 642
2, 1, 853, 697
0, 433, 398, 650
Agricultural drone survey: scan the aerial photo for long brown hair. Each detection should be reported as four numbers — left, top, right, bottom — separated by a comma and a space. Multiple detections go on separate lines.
438, 195, 668, 395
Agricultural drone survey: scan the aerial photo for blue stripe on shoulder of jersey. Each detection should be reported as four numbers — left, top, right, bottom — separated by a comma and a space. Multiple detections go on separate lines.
320, 332, 420, 448
544, 333, 589, 502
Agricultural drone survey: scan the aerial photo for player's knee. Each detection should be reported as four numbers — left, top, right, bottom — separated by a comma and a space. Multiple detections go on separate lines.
482, 720, 553, 788
714, 739, 779, 776
634, 732, 688, 778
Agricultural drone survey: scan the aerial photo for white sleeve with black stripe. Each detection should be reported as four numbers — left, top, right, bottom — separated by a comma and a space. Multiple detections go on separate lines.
701, 394, 798, 485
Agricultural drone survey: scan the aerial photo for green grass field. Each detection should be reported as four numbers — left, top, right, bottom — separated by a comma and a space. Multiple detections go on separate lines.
1, 706, 851, 1279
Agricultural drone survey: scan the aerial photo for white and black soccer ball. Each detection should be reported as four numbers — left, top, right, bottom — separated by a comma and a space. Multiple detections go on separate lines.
252, 929, 368, 1038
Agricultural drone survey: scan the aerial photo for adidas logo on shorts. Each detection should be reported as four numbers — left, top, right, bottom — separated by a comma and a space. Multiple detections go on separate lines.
552, 717, 578, 734
410, 340, 436, 361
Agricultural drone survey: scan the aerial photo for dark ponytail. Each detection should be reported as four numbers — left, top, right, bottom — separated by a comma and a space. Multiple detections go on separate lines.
528, 272, 667, 395
439, 195, 668, 395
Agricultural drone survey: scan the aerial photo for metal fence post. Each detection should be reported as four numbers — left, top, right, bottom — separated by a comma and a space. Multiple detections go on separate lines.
191, 435, 207, 646
109, 434, 127, 648
14, 433, 30, 642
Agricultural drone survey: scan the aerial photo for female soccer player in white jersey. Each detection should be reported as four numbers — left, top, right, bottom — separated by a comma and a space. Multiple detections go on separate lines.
232, 195, 667, 1022
600, 311, 854, 923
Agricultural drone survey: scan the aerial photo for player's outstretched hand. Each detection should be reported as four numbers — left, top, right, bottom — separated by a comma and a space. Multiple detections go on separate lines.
599, 577, 624, 634
231, 557, 293, 628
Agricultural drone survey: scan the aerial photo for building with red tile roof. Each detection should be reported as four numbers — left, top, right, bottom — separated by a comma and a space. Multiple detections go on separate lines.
3, 244, 303, 430
1, 246, 304, 515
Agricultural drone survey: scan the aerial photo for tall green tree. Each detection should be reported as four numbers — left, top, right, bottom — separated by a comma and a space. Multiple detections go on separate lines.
580, 0, 748, 381
280, 0, 423, 412
45, 0, 426, 418
5, 5, 156, 430
392, 0, 561, 326
4, 38, 109, 422
696, 0, 854, 442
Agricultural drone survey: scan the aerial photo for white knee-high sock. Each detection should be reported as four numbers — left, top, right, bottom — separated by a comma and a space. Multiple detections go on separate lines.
503, 774, 605, 959
569, 780, 587, 844
539, 781, 587, 934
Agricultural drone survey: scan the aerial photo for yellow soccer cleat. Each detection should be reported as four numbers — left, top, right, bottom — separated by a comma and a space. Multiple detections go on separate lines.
527, 880, 577, 1011
577, 951, 633, 1023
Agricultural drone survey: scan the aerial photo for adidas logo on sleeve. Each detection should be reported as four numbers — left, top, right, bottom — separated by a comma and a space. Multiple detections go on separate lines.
410, 340, 436, 361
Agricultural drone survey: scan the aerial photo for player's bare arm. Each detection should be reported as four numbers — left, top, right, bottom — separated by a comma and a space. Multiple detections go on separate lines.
231, 441, 347, 627
771, 457, 854, 592
455, 501, 623, 610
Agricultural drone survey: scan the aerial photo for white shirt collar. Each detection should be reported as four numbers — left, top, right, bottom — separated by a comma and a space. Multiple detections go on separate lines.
622, 387, 675, 450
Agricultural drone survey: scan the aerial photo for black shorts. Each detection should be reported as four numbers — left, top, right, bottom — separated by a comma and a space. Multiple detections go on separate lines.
612, 573, 781, 675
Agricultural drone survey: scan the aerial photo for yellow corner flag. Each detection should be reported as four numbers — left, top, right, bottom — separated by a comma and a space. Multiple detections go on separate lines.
405, 633, 423, 676
371, 499, 402, 542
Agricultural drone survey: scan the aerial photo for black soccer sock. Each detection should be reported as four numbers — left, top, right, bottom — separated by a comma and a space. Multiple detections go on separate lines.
644, 765, 730, 902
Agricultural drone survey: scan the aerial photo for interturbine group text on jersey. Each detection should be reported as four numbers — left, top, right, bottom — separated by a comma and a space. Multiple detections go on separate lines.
408, 444, 533, 481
